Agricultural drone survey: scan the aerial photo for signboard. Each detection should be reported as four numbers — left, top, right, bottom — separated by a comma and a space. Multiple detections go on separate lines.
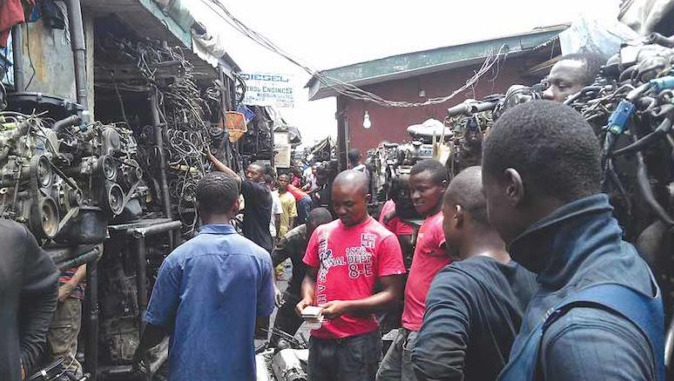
274, 132, 291, 168
240, 72, 294, 109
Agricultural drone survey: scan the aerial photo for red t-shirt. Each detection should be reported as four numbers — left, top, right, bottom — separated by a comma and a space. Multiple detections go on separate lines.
378, 200, 415, 236
401, 210, 450, 331
303, 217, 406, 339
287, 184, 309, 202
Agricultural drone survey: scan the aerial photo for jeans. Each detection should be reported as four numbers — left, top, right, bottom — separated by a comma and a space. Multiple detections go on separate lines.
48, 298, 83, 376
377, 328, 418, 381
296, 196, 313, 225
308, 330, 381, 381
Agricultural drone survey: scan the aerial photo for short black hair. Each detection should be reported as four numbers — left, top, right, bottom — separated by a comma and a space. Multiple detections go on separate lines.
347, 148, 361, 164
307, 207, 333, 226
559, 52, 605, 86
482, 100, 601, 202
445, 166, 488, 226
263, 174, 275, 185
196, 172, 240, 215
410, 159, 449, 185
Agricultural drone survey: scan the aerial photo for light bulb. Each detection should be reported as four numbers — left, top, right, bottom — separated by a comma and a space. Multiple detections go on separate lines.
363, 111, 371, 129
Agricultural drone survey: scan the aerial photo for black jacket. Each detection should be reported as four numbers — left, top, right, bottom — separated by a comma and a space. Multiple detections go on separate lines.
413, 256, 537, 380
504, 194, 659, 380
0, 220, 59, 381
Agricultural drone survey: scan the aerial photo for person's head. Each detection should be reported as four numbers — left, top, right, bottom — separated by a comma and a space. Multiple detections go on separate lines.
331, 170, 370, 226
482, 100, 601, 245
316, 164, 329, 186
263, 174, 275, 191
409, 159, 449, 216
277, 174, 290, 192
306, 207, 333, 236
389, 174, 418, 219
442, 166, 491, 259
245, 161, 266, 183
347, 148, 361, 167
196, 172, 240, 223
542, 52, 604, 102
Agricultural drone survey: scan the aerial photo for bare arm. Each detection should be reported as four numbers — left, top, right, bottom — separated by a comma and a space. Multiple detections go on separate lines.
275, 214, 281, 239
208, 152, 241, 186
58, 264, 86, 302
133, 322, 167, 369
321, 274, 403, 318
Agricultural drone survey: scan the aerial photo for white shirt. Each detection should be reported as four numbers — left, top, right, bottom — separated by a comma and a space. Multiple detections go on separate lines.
269, 190, 283, 237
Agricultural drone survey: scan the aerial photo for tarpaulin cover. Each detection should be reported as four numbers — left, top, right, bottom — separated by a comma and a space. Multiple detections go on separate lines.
620, 0, 674, 36
153, 0, 234, 69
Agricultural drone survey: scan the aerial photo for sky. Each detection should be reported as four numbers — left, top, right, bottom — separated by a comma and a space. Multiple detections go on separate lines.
210, 0, 622, 146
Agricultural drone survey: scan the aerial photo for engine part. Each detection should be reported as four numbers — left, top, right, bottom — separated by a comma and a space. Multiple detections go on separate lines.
0, 111, 146, 243
271, 349, 308, 381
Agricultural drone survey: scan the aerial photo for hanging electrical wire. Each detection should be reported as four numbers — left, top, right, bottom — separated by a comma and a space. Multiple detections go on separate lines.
199, 0, 546, 108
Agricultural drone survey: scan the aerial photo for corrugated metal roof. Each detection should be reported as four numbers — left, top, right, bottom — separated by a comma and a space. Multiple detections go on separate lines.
306, 25, 568, 101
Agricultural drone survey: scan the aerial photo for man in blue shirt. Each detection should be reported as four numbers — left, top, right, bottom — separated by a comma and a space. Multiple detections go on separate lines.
481, 101, 663, 380
134, 171, 275, 380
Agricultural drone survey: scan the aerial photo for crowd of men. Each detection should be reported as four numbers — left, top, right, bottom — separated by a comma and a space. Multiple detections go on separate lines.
0, 52, 665, 381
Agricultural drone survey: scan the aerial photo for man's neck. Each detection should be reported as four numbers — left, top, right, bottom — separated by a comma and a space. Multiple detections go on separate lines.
346, 214, 369, 226
202, 214, 234, 225
460, 226, 509, 264
424, 202, 443, 218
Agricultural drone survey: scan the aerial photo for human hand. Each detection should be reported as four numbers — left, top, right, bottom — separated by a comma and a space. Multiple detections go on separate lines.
132, 350, 150, 375
383, 210, 396, 224
58, 283, 75, 302
274, 286, 284, 307
295, 297, 313, 317
319, 300, 350, 319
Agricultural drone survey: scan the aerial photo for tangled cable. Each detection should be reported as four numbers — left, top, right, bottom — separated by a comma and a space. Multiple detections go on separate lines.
102, 35, 229, 235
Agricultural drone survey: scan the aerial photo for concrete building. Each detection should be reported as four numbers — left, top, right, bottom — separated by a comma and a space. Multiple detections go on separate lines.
306, 25, 567, 169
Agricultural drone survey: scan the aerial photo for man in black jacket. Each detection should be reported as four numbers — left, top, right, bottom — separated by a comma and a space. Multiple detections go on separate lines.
483, 101, 663, 380
271, 207, 332, 345
0, 219, 59, 380
412, 166, 537, 380
209, 153, 274, 253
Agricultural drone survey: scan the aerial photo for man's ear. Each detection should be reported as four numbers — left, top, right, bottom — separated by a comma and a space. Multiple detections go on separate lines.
231, 198, 241, 215
504, 168, 525, 207
454, 204, 465, 227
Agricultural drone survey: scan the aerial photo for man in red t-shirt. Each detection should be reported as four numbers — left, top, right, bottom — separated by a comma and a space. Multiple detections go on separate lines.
282, 177, 314, 226
378, 160, 450, 381
298, 170, 406, 381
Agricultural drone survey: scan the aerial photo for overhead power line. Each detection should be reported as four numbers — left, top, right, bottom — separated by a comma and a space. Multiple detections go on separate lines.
201, 0, 545, 108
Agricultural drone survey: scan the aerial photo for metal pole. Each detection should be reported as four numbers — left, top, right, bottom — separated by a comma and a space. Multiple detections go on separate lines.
11, 25, 24, 91
84, 259, 99, 381
128, 220, 182, 238
56, 246, 100, 271
135, 237, 147, 327
150, 91, 172, 221
65, 0, 88, 109
336, 96, 348, 171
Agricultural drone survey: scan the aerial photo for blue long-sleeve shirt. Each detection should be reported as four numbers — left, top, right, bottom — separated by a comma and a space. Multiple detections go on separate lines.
145, 224, 275, 381
500, 194, 660, 380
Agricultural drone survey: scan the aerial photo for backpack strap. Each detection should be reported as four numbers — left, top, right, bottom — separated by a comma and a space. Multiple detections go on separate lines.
499, 281, 664, 381
541, 283, 664, 381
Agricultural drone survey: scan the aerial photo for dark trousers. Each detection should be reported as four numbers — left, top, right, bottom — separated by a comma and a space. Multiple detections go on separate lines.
296, 196, 313, 225
271, 294, 304, 345
308, 330, 381, 381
